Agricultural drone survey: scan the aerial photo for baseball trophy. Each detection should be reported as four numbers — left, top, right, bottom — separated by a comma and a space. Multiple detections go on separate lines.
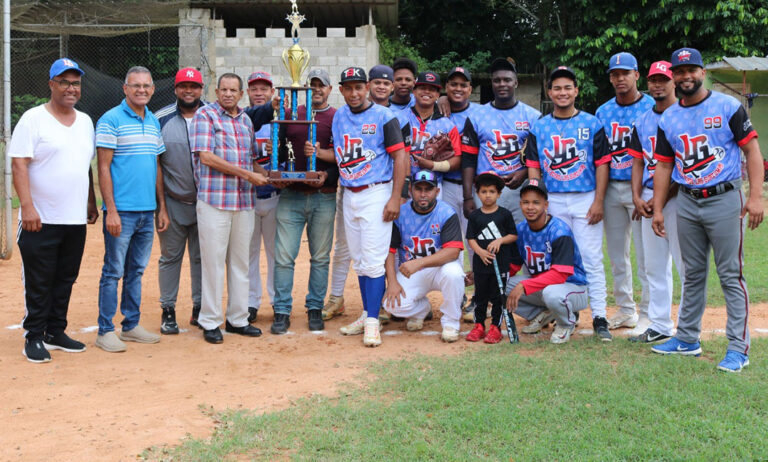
268, 0, 320, 182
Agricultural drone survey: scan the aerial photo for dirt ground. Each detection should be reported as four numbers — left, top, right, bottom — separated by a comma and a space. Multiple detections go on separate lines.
1, 215, 766, 461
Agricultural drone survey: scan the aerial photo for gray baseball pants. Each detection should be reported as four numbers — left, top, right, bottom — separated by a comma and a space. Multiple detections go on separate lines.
158, 196, 201, 309
507, 274, 589, 327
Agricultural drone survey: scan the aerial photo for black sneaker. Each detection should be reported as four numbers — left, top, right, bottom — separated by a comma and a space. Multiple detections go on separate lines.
425, 310, 434, 321
248, 306, 258, 323
271, 313, 291, 335
161, 307, 179, 335
308, 309, 324, 331
190, 305, 202, 329
43, 332, 86, 352
593, 316, 612, 342
629, 328, 670, 343
23, 338, 51, 363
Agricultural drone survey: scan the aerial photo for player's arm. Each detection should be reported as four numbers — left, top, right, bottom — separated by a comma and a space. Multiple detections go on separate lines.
588, 128, 610, 225
461, 120, 480, 218
628, 127, 651, 219
11, 157, 41, 232
384, 229, 406, 308
740, 137, 764, 230
651, 126, 675, 237
384, 118, 408, 222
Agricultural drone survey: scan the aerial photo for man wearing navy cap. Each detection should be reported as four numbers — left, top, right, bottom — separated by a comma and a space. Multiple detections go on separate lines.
9, 58, 98, 362
650, 47, 763, 372
368, 64, 394, 107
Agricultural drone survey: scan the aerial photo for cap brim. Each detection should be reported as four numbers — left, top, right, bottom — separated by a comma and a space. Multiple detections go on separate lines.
55, 67, 84, 77
646, 70, 672, 79
414, 82, 441, 89
520, 184, 547, 198
607, 65, 637, 73
248, 78, 273, 85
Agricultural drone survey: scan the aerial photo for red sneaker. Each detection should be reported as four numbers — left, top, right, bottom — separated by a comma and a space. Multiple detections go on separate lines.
466, 323, 485, 342
484, 324, 502, 344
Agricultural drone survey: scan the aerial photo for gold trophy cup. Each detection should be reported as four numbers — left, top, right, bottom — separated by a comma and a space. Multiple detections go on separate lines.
282, 45, 310, 88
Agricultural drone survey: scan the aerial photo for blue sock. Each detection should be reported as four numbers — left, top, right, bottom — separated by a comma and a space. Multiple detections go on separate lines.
364, 275, 386, 319
358, 276, 369, 315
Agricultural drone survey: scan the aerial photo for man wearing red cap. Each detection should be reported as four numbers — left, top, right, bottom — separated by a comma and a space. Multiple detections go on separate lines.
154, 67, 206, 334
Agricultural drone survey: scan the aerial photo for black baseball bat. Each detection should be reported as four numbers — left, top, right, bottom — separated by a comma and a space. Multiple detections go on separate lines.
492, 258, 519, 343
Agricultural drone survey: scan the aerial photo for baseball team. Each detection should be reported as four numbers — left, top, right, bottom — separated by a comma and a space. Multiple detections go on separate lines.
9, 46, 763, 373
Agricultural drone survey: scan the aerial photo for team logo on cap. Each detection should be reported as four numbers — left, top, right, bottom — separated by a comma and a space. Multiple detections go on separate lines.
426, 73, 436, 82
677, 50, 691, 62
186, 70, 195, 78
529, 178, 539, 187
344, 68, 362, 78
654, 62, 668, 72
455, 67, 465, 73
556, 66, 568, 70
62, 58, 75, 67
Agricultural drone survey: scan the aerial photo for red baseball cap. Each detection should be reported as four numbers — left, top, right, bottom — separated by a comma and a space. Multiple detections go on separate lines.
248, 71, 273, 86
175, 68, 203, 87
647, 61, 673, 79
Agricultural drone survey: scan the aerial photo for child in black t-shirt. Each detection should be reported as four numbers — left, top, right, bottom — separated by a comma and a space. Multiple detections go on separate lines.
465, 172, 518, 344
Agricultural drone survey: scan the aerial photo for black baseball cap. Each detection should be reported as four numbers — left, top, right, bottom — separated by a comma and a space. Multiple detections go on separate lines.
392, 57, 418, 76
414, 71, 441, 89
520, 178, 548, 199
447, 66, 472, 82
670, 47, 704, 69
339, 67, 367, 84
475, 171, 505, 191
412, 170, 438, 187
548, 66, 577, 86
369, 64, 394, 82
490, 57, 517, 74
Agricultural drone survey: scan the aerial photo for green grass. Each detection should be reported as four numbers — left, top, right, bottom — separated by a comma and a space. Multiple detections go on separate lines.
153, 338, 768, 461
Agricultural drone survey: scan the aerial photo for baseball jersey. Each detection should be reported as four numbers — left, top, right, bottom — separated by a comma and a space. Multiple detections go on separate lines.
466, 206, 518, 275
446, 102, 482, 182
332, 102, 405, 187
628, 107, 664, 189
525, 111, 610, 193
390, 200, 464, 263
397, 106, 461, 178
655, 90, 757, 188
516, 216, 587, 286
595, 94, 654, 181
462, 101, 541, 176
389, 93, 416, 112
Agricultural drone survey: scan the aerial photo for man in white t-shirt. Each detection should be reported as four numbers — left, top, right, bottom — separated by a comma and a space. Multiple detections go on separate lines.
9, 58, 98, 363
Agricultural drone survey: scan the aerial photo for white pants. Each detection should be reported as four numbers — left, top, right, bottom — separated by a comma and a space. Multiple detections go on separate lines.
343, 183, 393, 278
604, 181, 649, 316
197, 200, 255, 330
441, 181, 469, 267
248, 194, 278, 307
329, 188, 352, 297
640, 189, 684, 336
383, 261, 464, 330
507, 274, 589, 326
548, 191, 607, 318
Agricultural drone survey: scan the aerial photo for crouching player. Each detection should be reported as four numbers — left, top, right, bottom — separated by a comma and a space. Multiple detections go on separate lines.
383, 170, 465, 343
506, 179, 589, 344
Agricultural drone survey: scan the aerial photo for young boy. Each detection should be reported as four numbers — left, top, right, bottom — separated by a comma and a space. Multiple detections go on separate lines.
465, 172, 518, 343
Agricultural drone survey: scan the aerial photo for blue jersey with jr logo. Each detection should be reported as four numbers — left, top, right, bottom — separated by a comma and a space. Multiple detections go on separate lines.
516, 216, 587, 286
397, 107, 461, 179
390, 200, 464, 263
595, 94, 654, 181
628, 107, 664, 189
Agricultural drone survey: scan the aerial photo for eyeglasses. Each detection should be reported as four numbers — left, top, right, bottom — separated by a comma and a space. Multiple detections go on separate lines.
125, 83, 154, 90
51, 79, 81, 89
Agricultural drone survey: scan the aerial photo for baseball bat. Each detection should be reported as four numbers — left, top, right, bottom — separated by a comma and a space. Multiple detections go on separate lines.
492, 258, 519, 344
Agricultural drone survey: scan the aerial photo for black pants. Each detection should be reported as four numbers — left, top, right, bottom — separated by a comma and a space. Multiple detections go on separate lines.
17, 224, 86, 339
473, 269, 506, 327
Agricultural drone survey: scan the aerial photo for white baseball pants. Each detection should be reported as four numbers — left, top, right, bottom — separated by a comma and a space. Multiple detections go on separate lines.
329, 188, 352, 297
343, 182, 393, 278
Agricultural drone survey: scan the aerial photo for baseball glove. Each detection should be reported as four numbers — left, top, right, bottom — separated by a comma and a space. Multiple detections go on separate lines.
422, 133, 454, 162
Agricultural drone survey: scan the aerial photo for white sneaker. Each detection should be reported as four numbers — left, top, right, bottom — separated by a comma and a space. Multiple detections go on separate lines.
608, 312, 638, 330
119, 325, 160, 344
441, 326, 459, 343
406, 317, 424, 331
95, 331, 127, 352
340, 312, 366, 335
521, 310, 555, 334
550, 324, 575, 344
363, 317, 381, 347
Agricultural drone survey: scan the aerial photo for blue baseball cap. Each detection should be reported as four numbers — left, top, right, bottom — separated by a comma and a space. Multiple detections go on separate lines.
369, 64, 394, 82
607, 52, 638, 73
49, 58, 84, 79
670, 47, 704, 69
412, 170, 438, 187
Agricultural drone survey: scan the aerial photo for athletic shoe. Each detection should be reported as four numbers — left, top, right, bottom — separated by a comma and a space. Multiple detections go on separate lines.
308, 309, 324, 331
628, 328, 670, 344
717, 351, 750, 373
120, 325, 161, 344
23, 338, 51, 363
270, 313, 291, 335
484, 325, 503, 344
190, 305, 202, 328
363, 317, 381, 347
43, 332, 86, 353
160, 307, 179, 335
651, 337, 702, 356
247, 306, 258, 323
379, 310, 390, 325
225, 320, 262, 337
462, 297, 476, 323
466, 323, 485, 342
521, 310, 555, 334
441, 326, 459, 343
406, 317, 424, 331
608, 312, 638, 330
321, 295, 345, 320
95, 331, 127, 352
550, 324, 575, 344
592, 317, 613, 342
424, 310, 434, 321
631, 314, 651, 336
340, 312, 366, 335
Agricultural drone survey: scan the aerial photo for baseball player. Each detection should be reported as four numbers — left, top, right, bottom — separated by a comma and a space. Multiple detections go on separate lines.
332, 66, 408, 347
506, 179, 590, 344
390, 57, 417, 111
368, 64, 394, 107
595, 52, 654, 333
650, 48, 763, 373
382, 170, 465, 342
627, 60, 685, 343
525, 66, 612, 341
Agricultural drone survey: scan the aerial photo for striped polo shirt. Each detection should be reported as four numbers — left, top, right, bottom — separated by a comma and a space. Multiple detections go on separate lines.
96, 99, 165, 211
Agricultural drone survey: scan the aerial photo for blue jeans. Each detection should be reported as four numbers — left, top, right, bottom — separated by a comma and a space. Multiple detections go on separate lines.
273, 190, 336, 314
98, 211, 155, 334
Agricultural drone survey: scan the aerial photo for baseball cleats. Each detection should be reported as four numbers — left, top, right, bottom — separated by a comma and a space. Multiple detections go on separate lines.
551, 324, 575, 344
717, 351, 749, 373
120, 325, 161, 344
43, 332, 86, 353
592, 317, 613, 342
462, 297, 476, 323
270, 313, 291, 335
484, 325, 503, 344
441, 326, 459, 343
378, 310, 390, 325
308, 309, 324, 331
651, 337, 702, 356
160, 307, 179, 335
322, 295, 345, 320
363, 317, 381, 347
340, 312, 366, 335
466, 323, 485, 342
608, 312, 638, 330
23, 338, 51, 363
629, 328, 670, 344
95, 332, 127, 353
521, 310, 555, 334
406, 317, 424, 331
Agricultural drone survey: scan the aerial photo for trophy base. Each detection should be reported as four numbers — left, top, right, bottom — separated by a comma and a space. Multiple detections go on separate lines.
268, 170, 322, 183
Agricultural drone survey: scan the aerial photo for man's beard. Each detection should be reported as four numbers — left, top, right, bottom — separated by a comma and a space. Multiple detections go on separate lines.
676, 79, 703, 96
178, 98, 201, 109
413, 198, 436, 213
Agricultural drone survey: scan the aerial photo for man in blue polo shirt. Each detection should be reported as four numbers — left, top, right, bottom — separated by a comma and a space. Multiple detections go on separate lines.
95, 66, 168, 353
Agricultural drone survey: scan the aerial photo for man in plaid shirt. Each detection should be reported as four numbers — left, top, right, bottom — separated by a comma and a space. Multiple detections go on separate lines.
190, 72, 270, 344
